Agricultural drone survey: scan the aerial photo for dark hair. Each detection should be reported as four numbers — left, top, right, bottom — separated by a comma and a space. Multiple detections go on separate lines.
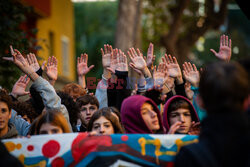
167, 99, 196, 124
34, 110, 71, 134
0, 89, 12, 111
199, 61, 249, 113
76, 94, 99, 109
62, 83, 86, 100
87, 107, 124, 134
57, 91, 79, 132
109, 106, 121, 123
12, 101, 38, 123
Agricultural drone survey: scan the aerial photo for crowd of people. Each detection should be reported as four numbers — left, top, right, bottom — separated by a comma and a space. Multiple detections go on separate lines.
0, 34, 249, 166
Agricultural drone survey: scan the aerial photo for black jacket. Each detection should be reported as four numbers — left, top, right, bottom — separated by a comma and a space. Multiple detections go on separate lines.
175, 112, 250, 167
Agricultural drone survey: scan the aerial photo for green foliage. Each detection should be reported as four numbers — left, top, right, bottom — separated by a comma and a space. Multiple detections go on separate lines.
0, 0, 37, 91
74, 1, 118, 81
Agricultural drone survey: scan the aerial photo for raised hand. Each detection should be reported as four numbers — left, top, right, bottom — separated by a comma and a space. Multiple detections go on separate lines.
46, 56, 58, 81
3, 46, 33, 75
128, 48, 147, 71
11, 75, 30, 98
210, 34, 232, 62
182, 62, 200, 87
27, 53, 40, 72
77, 53, 94, 76
116, 50, 128, 72
109, 48, 118, 73
162, 54, 182, 79
153, 63, 167, 87
145, 43, 155, 69
101, 44, 113, 68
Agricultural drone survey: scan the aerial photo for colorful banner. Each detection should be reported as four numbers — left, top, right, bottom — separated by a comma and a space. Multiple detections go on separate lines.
3, 133, 198, 167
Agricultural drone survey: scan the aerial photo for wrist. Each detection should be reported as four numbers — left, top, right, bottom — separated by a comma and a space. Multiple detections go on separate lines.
103, 69, 111, 79
142, 67, 151, 78
176, 76, 183, 84
10, 92, 18, 99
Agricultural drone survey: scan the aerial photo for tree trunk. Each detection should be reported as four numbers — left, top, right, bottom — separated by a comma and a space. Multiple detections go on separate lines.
115, 0, 142, 51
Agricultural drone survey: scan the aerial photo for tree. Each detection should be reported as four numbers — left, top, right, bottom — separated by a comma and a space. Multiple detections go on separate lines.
0, 0, 36, 91
115, 0, 143, 51
143, 0, 230, 64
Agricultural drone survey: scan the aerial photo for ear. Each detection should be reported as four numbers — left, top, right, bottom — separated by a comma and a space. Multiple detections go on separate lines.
196, 94, 205, 110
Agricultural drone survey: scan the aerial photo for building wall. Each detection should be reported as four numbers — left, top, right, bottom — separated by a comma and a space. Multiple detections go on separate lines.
36, 0, 75, 82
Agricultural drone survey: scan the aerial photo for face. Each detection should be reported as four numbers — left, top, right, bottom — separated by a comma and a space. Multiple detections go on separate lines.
141, 103, 160, 132
92, 116, 114, 135
22, 115, 31, 124
169, 108, 192, 134
39, 123, 63, 135
0, 101, 11, 133
79, 103, 98, 125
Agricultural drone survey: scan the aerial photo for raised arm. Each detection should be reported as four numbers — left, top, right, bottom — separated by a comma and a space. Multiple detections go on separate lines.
45, 56, 58, 86
10, 75, 30, 99
77, 53, 94, 88
182, 62, 200, 87
210, 34, 232, 62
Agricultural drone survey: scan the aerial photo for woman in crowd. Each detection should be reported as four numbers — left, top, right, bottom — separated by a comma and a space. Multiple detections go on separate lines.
87, 107, 124, 135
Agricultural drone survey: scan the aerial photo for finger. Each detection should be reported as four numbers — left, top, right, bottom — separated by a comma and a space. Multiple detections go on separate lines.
77, 56, 80, 65
2, 57, 13, 61
136, 48, 141, 57
164, 54, 170, 64
84, 53, 88, 64
47, 57, 51, 66
210, 49, 217, 55
88, 65, 94, 71
188, 62, 193, 71
101, 48, 104, 57
54, 57, 58, 67
27, 54, 32, 65
147, 43, 153, 57
192, 64, 198, 71
143, 56, 146, 61
127, 50, 134, 60
220, 35, 223, 47
132, 48, 137, 57
225, 35, 228, 46
10, 45, 14, 55
123, 53, 127, 64
25, 75, 30, 83
172, 56, 178, 64
161, 56, 166, 64
222, 34, 225, 46
33, 53, 38, 63
41, 61, 46, 70
168, 55, 173, 63
229, 39, 232, 48
106, 67, 115, 74
104, 44, 107, 54
80, 53, 84, 63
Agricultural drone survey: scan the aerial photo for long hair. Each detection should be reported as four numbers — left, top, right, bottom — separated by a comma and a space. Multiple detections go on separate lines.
87, 107, 124, 134
34, 110, 71, 134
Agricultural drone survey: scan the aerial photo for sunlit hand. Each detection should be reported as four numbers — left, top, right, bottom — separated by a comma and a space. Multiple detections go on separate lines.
11, 75, 30, 98
153, 63, 167, 87
210, 34, 232, 62
46, 56, 58, 81
182, 62, 200, 87
3, 46, 33, 75
27, 53, 40, 72
162, 54, 182, 79
101, 44, 113, 68
116, 50, 128, 72
77, 53, 94, 76
128, 48, 147, 72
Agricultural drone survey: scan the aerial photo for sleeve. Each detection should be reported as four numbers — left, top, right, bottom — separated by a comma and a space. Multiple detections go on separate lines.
175, 81, 187, 97
107, 70, 132, 111
95, 74, 109, 109
9, 109, 30, 136
31, 77, 72, 132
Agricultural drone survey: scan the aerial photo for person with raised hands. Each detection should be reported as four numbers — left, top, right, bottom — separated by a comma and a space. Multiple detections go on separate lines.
95, 44, 113, 109
77, 53, 94, 90
210, 34, 232, 62
182, 62, 207, 121
3, 46, 72, 132
107, 49, 132, 111
10, 75, 30, 101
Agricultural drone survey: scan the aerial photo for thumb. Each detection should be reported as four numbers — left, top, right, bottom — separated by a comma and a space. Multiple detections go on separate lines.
41, 61, 46, 70
210, 49, 218, 55
88, 65, 95, 71
24, 91, 30, 95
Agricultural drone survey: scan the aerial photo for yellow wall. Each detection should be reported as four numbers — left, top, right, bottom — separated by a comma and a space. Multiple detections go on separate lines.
36, 0, 75, 81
